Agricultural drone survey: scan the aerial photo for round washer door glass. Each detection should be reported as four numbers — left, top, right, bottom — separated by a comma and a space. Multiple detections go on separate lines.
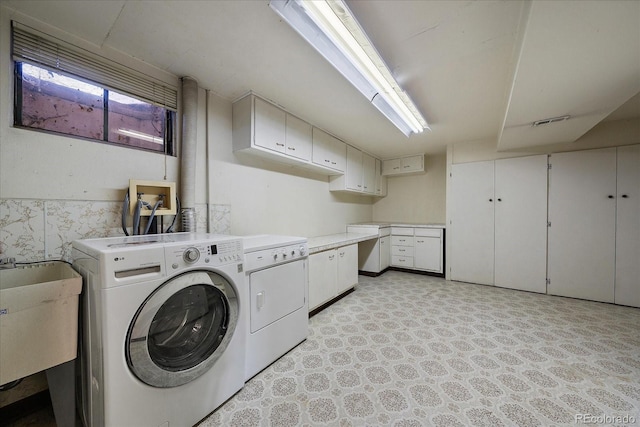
127, 270, 239, 388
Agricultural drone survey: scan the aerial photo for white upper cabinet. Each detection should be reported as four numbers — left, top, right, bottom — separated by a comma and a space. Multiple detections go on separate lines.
284, 114, 312, 161
234, 93, 385, 196
329, 146, 379, 195
253, 97, 287, 153
382, 154, 425, 176
375, 158, 387, 197
233, 94, 319, 171
345, 145, 363, 191
362, 153, 376, 194
311, 127, 346, 174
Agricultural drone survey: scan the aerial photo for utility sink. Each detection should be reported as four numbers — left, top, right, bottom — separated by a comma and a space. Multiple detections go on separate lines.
0, 262, 82, 385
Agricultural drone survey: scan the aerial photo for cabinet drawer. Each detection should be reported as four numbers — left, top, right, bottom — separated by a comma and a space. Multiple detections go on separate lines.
415, 228, 442, 238
392, 245, 414, 256
391, 236, 414, 246
391, 227, 413, 236
392, 255, 414, 268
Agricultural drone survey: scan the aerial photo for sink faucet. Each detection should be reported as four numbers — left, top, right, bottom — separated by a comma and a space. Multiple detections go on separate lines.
0, 257, 16, 269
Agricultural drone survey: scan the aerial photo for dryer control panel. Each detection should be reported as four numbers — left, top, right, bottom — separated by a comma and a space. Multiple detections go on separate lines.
165, 239, 243, 271
244, 242, 308, 273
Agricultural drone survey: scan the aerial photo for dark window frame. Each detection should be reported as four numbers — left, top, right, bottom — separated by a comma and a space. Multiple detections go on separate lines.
13, 61, 176, 156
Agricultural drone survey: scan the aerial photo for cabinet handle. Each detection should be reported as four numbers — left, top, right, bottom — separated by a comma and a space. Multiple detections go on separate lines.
329, 255, 335, 260
287, 146, 296, 151
339, 252, 345, 257
393, 166, 400, 170
331, 161, 336, 165
497, 198, 502, 202
403, 165, 410, 168
608, 195, 614, 199
325, 159, 330, 163
489, 199, 493, 202
276, 142, 285, 147
417, 240, 424, 243
621, 194, 629, 198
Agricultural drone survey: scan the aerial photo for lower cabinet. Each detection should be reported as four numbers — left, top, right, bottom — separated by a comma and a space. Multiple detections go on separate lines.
308, 244, 358, 312
390, 227, 444, 274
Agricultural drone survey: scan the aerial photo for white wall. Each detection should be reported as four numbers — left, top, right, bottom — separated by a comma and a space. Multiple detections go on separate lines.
0, 7, 180, 202
0, 2, 375, 259
372, 153, 447, 224
206, 92, 373, 237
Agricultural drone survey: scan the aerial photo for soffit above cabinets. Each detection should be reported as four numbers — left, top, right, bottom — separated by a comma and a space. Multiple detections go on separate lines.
2, 1, 638, 158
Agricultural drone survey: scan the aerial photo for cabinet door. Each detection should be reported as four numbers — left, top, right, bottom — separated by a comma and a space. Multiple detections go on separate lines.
414, 229, 442, 273
326, 133, 346, 172
450, 161, 494, 285
346, 146, 363, 191
494, 155, 548, 293
414, 237, 441, 272
380, 236, 390, 270
285, 114, 312, 161
548, 148, 616, 303
401, 155, 424, 173
362, 153, 376, 194
308, 250, 337, 311
254, 97, 286, 153
337, 244, 358, 294
311, 128, 345, 172
375, 159, 387, 196
615, 144, 640, 307
382, 158, 401, 175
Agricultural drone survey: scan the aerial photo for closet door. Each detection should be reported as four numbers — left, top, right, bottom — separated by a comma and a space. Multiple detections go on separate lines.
494, 155, 548, 293
548, 148, 617, 303
615, 144, 640, 307
450, 161, 494, 285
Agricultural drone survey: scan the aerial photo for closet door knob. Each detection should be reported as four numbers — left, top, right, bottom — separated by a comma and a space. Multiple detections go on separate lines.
621, 194, 629, 198
489, 198, 493, 202
608, 195, 614, 199
497, 198, 502, 202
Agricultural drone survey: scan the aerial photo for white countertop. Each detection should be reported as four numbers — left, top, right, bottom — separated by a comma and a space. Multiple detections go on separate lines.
348, 222, 446, 229
307, 232, 378, 254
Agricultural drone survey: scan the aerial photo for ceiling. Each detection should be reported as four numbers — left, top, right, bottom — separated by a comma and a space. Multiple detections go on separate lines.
2, 0, 639, 158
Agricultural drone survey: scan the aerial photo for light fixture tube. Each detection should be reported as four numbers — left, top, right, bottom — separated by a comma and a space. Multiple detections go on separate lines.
270, 0, 428, 137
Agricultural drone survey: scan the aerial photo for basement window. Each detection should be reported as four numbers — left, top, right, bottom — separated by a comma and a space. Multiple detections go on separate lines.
11, 22, 177, 155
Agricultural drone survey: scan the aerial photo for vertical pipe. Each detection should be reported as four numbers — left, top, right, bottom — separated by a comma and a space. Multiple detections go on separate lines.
181, 77, 198, 231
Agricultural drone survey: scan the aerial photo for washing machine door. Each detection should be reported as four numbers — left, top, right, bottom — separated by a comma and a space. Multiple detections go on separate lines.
126, 270, 238, 388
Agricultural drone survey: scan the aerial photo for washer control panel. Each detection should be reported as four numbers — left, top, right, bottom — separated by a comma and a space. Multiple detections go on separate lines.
244, 242, 308, 273
166, 239, 243, 270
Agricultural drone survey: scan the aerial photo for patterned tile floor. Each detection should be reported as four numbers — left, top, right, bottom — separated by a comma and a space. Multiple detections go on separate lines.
200, 271, 640, 427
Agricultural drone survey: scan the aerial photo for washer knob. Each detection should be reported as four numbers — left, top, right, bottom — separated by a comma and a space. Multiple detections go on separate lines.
299, 246, 307, 256
183, 247, 200, 263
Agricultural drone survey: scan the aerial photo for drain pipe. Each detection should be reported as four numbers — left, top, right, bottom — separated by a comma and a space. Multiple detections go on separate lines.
181, 77, 198, 231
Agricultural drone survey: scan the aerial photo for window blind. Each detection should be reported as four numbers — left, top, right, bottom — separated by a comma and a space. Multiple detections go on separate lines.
11, 21, 178, 111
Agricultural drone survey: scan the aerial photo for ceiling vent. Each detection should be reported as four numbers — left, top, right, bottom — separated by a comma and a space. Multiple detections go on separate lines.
532, 115, 571, 127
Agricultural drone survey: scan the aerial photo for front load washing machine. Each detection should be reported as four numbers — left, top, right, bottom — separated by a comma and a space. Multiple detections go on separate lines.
72, 233, 246, 427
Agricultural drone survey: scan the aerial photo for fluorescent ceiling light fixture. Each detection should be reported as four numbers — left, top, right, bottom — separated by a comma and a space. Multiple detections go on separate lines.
270, 0, 428, 137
